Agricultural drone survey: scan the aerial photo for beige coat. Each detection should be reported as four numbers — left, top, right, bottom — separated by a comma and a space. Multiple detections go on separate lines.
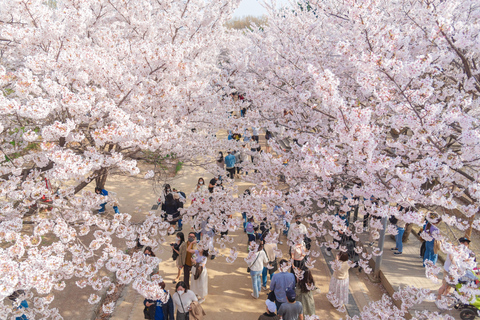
189, 301, 206, 320
333, 261, 350, 280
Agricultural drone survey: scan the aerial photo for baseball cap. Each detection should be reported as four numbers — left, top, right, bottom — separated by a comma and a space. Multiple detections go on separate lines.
459, 237, 471, 243
265, 299, 276, 313
286, 288, 296, 300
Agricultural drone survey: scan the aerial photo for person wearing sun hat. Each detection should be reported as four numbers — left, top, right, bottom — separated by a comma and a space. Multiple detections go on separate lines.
277, 288, 303, 320
258, 299, 280, 320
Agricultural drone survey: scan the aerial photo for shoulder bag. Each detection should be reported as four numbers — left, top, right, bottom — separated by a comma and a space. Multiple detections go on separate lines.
194, 262, 203, 280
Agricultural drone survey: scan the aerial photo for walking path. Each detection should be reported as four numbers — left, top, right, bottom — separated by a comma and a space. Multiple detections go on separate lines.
45, 130, 466, 319
362, 230, 463, 318
105, 158, 395, 320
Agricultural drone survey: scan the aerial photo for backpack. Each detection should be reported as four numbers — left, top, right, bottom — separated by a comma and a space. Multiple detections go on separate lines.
246, 223, 254, 234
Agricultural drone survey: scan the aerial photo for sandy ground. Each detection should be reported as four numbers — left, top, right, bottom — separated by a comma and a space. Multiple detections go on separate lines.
105, 162, 384, 320
45, 143, 385, 319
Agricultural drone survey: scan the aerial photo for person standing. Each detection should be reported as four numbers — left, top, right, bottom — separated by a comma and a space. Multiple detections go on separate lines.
262, 240, 278, 290
277, 288, 304, 320
195, 178, 206, 192
172, 281, 198, 320
244, 128, 252, 143
171, 232, 184, 284
157, 184, 173, 205
247, 243, 269, 299
290, 241, 307, 272
95, 187, 119, 214
258, 299, 280, 320
295, 269, 316, 316
225, 151, 236, 179
270, 259, 296, 311
234, 149, 243, 178
436, 237, 472, 309
242, 189, 251, 232
246, 217, 257, 246
161, 193, 181, 230
252, 127, 259, 143
288, 215, 308, 242
328, 252, 351, 307
143, 282, 175, 320
190, 249, 209, 304
265, 130, 272, 153
179, 232, 196, 289
216, 152, 225, 177
422, 213, 441, 267
392, 217, 406, 255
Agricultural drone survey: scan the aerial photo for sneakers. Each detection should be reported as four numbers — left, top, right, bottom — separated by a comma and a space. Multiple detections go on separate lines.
391, 248, 398, 251
325, 250, 332, 257
261, 286, 268, 291
393, 251, 403, 255
278, 241, 283, 245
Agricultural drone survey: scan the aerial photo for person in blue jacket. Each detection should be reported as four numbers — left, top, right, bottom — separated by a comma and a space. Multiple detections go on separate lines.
225, 151, 236, 179
143, 282, 174, 320
95, 187, 119, 214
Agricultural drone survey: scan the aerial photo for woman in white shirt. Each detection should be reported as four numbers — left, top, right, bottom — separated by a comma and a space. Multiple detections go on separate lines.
247, 243, 269, 299
172, 281, 198, 320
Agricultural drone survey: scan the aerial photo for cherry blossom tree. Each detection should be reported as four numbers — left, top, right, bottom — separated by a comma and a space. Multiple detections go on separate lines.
2, 0, 480, 318
0, 0, 240, 317
225, 0, 480, 316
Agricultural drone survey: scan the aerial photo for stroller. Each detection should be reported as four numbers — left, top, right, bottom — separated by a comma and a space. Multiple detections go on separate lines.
453, 272, 480, 320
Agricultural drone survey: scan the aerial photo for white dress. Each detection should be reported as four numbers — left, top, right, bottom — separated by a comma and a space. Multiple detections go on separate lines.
328, 261, 350, 306
191, 255, 208, 298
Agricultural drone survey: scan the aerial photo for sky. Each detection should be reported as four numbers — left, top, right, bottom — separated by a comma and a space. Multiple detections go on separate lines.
233, 0, 289, 18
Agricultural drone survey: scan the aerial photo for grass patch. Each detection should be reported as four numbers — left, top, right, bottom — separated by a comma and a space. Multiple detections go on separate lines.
175, 161, 183, 174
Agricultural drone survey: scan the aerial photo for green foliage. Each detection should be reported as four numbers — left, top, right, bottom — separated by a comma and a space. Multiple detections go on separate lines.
3, 88, 14, 96
175, 161, 183, 174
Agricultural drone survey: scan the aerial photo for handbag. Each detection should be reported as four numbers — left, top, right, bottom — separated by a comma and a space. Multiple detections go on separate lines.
433, 239, 441, 254
268, 258, 278, 275
247, 250, 261, 273
143, 306, 151, 319
194, 263, 203, 280
172, 243, 180, 261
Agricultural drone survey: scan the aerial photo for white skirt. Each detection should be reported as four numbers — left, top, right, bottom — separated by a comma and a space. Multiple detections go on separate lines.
328, 276, 349, 306
191, 266, 208, 298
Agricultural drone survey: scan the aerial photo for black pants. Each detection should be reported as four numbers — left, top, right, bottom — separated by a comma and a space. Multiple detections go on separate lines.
226, 167, 235, 179
183, 264, 192, 289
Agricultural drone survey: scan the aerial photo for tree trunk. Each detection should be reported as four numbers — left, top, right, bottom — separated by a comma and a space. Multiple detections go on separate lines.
95, 168, 108, 190
465, 212, 476, 240
402, 223, 413, 242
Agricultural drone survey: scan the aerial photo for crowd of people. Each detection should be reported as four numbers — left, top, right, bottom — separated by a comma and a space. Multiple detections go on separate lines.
89, 128, 479, 320
139, 177, 362, 320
